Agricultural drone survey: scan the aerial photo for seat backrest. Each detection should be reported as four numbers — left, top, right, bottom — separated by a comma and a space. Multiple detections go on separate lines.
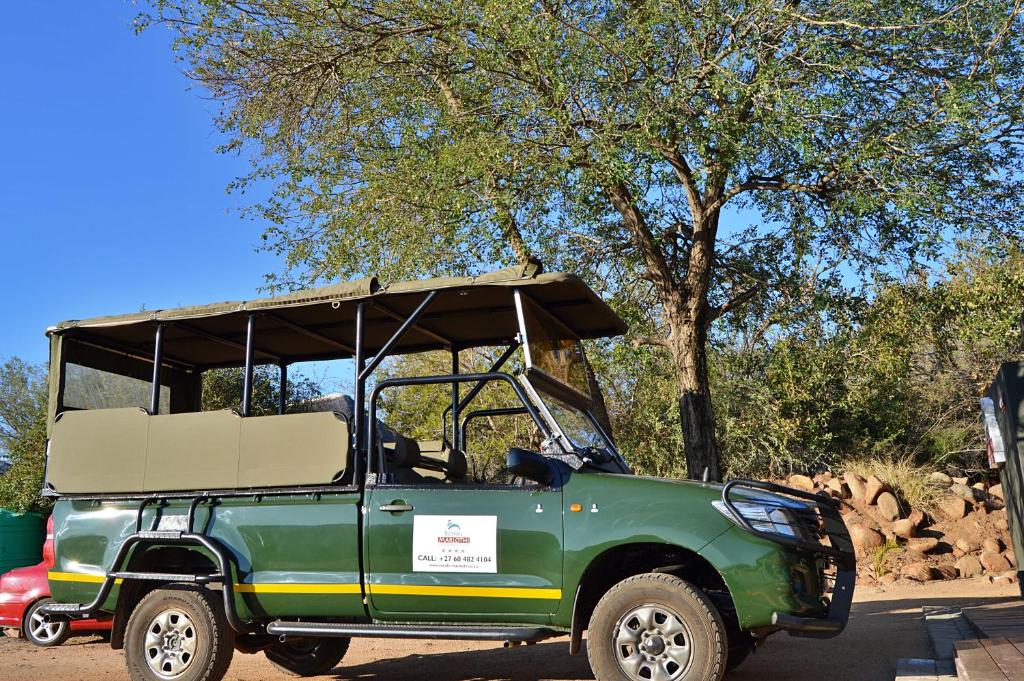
145, 410, 241, 491
446, 448, 469, 479
48, 408, 349, 493
239, 412, 348, 487
415, 439, 468, 480
48, 407, 150, 493
383, 435, 421, 468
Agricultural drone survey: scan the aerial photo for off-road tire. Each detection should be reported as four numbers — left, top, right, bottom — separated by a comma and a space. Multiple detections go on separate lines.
124, 586, 234, 681
22, 598, 72, 647
587, 573, 726, 681
725, 628, 754, 672
713, 599, 754, 672
265, 637, 350, 676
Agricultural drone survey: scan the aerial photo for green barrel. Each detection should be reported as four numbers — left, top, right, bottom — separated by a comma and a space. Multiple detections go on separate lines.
0, 509, 44, 574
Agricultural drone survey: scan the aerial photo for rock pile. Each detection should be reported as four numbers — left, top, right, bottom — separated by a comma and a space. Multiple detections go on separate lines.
781, 471, 1018, 587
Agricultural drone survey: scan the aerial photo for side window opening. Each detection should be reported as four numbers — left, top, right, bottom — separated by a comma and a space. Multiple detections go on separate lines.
460, 404, 544, 484
200, 363, 328, 416
57, 338, 196, 416
375, 349, 543, 486
63, 362, 170, 414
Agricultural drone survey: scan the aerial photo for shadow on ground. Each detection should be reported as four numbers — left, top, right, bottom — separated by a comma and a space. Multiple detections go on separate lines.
321, 594, 1020, 681
3, 591, 1017, 681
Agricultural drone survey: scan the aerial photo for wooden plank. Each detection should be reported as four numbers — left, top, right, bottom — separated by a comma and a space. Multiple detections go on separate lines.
980, 638, 1024, 681
963, 603, 1024, 640
955, 639, 1009, 681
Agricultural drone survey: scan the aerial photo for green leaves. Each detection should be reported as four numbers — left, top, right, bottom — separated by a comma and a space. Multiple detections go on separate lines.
0, 358, 49, 514
141, 0, 1024, 475
201, 365, 323, 415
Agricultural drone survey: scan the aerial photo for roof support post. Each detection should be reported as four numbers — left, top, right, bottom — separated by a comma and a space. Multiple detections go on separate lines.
278, 362, 288, 416
451, 349, 460, 451
242, 314, 256, 417
149, 323, 165, 415
353, 302, 366, 477
358, 290, 439, 381
456, 342, 520, 414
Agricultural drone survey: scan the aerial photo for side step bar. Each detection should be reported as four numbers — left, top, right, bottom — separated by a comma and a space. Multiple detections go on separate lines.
107, 571, 225, 584
266, 620, 561, 642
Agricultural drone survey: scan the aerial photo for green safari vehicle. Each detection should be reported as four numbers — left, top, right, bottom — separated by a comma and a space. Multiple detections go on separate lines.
39, 265, 855, 681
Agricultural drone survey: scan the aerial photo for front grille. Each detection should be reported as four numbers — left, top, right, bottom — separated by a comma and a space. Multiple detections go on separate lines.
791, 504, 827, 543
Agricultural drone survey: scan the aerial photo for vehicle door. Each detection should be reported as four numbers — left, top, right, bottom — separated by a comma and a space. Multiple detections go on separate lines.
364, 408, 564, 622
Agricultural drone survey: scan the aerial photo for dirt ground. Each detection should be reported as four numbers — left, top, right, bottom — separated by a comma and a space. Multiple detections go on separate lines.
0, 580, 1018, 681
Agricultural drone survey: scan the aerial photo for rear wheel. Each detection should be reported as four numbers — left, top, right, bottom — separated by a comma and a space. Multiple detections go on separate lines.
124, 587, 234, 681
264, 637, 350, 676
587, 573, 726, 681
23, 598, 71, 647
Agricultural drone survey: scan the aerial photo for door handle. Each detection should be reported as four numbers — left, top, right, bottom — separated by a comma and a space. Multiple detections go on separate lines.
379, 503, 414, 513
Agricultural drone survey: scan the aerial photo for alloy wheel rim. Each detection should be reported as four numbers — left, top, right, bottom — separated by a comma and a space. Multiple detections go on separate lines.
144, 609, 199, 679
612, 603, 693, 681
29, 609, 65, 643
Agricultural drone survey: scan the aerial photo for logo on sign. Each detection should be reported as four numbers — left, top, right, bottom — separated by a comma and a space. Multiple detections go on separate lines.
439, 519, 470, 544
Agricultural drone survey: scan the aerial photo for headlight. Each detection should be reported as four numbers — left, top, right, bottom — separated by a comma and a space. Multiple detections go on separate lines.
712, 500, 802, 539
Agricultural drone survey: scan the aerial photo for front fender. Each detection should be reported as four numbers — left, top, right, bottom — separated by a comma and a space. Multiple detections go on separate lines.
555, 473, 733, 628
698, 526, 825, 630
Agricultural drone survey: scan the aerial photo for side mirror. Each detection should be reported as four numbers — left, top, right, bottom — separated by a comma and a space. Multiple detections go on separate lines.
506, 447, 556, 486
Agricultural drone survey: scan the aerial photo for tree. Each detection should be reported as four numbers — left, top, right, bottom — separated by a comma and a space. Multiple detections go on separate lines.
0, 358, 47, 455
0, 358, 50, 513
202, 365, 324, 415
144, 0, 1024, 479
0, 405, 50, 514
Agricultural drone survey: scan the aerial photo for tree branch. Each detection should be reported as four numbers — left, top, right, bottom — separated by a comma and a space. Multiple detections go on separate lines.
707, 285, 760, 323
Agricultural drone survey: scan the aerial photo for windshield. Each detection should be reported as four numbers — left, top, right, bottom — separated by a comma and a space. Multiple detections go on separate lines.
544, 396, 608, 450
530, 384, 628, 473
516, 294, 591, 406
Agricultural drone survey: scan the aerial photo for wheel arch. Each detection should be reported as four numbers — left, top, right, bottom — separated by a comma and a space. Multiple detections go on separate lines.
568, 542, 734, 655
108, 544, 220, 650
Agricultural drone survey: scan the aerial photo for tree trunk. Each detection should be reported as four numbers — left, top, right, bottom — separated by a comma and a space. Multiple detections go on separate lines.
664, 205, 723, 481
603, 178, 723, 479
668, 318, 721, 482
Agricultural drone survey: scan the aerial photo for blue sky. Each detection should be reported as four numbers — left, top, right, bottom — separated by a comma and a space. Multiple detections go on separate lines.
0, 3, 281, 367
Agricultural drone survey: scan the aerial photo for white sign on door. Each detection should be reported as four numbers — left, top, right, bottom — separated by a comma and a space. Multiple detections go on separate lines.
412, 515, 497, 573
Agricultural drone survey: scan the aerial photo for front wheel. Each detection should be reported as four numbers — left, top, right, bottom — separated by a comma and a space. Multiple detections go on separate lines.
587, 573, 727, 681
23, 598, 71, 647
265, 637, 350, 676
124, 587, 235, 681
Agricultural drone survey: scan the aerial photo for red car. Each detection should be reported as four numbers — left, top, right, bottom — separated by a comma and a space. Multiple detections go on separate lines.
0, 516, 111, 646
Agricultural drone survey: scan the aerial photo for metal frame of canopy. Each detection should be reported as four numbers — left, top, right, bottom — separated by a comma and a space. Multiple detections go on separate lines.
44, 266, 627, 484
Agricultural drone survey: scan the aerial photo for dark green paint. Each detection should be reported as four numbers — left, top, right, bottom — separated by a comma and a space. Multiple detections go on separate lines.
365, 485, 562, 622
51, 471, 836, 632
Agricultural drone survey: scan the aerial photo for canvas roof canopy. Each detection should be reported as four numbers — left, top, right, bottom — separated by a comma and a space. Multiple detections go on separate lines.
48, 265, 627, 369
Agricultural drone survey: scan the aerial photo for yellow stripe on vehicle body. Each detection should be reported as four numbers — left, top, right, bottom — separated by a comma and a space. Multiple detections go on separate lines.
367, 584, 561, 600
49, 573, 560, 600
48, 572, 122, 585
234, 583, 362, 595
